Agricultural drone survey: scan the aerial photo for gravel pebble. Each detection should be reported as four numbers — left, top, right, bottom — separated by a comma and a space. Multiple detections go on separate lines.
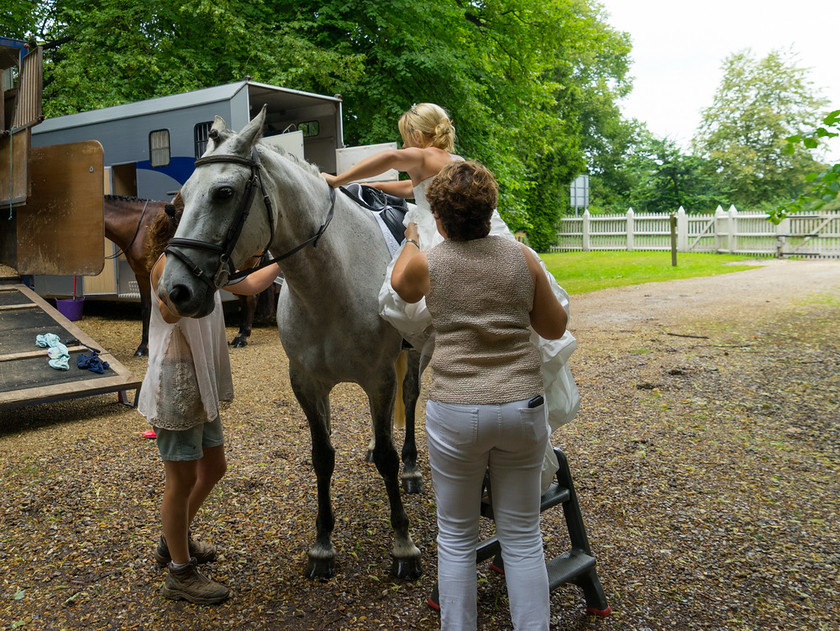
1, 259, 838, 630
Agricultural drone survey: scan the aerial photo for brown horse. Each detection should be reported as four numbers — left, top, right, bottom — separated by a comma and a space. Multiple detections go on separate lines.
103, 195, 166, 356
103, 195, 277, 355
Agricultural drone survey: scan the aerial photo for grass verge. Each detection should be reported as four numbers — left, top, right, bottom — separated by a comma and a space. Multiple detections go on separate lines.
539, 251, 758, 294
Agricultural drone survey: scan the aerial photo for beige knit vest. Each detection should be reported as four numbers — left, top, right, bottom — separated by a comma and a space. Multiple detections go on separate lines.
426, 236, 542, 404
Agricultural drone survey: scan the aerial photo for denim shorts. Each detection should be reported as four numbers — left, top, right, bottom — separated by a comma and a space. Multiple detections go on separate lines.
154, 415, 224, 461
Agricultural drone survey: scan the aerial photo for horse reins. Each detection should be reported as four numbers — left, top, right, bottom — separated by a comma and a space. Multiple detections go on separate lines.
164, 146, 337, 289
227, 185, 335, 282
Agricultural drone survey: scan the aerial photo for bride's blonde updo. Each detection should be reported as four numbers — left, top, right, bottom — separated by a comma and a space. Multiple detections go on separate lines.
398, 103, 455, 152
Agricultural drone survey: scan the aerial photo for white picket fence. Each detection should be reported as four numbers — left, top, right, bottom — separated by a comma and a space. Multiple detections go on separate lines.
553, 206, 840, 258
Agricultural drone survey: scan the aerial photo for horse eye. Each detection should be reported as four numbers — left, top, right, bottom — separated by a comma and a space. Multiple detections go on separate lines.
214, 186, 235, 200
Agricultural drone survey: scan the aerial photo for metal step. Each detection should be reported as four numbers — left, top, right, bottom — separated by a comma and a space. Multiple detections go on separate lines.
546, 548, 597, 591
540, 483, 571, 511
480, 481, 570, 519
429, 448, 610, 617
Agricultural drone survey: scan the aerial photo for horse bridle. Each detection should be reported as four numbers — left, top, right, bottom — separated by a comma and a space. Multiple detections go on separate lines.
164, 147, 336, 290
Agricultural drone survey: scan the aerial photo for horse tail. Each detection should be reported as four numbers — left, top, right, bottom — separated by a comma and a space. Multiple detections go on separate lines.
394, 349, 408, 429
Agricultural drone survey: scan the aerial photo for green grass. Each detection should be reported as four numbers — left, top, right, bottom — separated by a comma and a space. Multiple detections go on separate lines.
539, 251, 759, 295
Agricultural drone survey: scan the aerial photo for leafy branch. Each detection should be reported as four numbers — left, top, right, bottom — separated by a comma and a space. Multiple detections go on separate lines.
769, 108, 840, 223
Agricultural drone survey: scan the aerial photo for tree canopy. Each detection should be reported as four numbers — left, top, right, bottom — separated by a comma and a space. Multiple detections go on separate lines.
4, 0, 634, 250
589, 47, 834, 217
588, 127, 731, 214
6, 4, 837, 244
692, 48, 828, 210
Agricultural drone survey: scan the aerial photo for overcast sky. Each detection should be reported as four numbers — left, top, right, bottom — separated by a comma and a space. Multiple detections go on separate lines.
597, 0, 840, 161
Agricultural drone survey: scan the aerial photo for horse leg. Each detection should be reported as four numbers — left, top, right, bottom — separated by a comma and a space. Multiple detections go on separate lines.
135, 272, 151, 357
231, 295, 256, 347
366, 379, 422, 580
367, 349, 422, 494
399, 349, 422, 494
290, 370, 337, 579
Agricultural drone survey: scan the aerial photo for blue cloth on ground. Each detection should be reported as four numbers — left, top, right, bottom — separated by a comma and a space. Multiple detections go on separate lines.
77, 351, 109, 374
35, 333, 71, 370
47, 344, 70, 370
35, 333, 62, 348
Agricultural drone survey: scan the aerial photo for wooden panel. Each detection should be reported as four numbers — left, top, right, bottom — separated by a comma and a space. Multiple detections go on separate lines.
0, 284, 141, 409
84, 168, 117, 294
83, 240, 118, 294
11, 46, 43, 130
0, 128, 30, 206
14, 140, 105, 275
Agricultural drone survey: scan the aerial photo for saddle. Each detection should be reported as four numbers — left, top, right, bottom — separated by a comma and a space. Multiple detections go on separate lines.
339, 183, 409, 244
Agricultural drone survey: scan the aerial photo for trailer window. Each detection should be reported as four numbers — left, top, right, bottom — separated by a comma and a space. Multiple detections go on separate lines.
149, 130, 170, 167
299, 121, 319, 137
194, 121, 213, 158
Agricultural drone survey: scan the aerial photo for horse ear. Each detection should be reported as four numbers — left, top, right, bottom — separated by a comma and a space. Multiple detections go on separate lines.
209, 116, 228, 140
206, 116, 232, 153
233, 105, 267, 154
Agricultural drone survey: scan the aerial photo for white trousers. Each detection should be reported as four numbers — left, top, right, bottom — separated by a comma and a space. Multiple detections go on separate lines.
426, 398, 550, 631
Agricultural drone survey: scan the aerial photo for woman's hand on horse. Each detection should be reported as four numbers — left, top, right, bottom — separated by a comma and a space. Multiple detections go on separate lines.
321, 173, 340, 188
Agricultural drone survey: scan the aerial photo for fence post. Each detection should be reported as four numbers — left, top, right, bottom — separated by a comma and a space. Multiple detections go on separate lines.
626, 207, 634, 251
582, 209, 591, 251
670, 212, 678, 266
775, 216, 791, 258
714, 205, 726, 252
727, 205, 738, 254
676, 206, 688, 252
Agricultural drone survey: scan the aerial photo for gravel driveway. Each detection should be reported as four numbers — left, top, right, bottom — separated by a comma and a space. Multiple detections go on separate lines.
1, 258, 838, 630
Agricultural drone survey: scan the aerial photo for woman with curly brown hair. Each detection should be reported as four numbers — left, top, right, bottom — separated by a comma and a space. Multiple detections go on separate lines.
391, 161, 567, 630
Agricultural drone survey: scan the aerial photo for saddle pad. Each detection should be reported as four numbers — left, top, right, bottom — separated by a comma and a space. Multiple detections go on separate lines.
339, 184, 409, 244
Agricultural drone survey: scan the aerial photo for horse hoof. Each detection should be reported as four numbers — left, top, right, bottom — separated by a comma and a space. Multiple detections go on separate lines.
364, 449, 375, 464
402, 478, 423, 494
134, 348, 148, 357
230, 337, 248, 348
305, 557, 336, 580
391, 556, 422, 580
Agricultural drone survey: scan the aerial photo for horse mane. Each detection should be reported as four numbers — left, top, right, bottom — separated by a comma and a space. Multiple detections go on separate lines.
105, 194, 157, 203
258, 141, 323, 178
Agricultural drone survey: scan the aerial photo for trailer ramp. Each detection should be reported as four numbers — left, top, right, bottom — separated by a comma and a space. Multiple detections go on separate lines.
0, 283, 140, 411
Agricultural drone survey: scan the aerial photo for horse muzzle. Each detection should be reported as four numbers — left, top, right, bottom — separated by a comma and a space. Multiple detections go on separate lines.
159, 255, 219, 319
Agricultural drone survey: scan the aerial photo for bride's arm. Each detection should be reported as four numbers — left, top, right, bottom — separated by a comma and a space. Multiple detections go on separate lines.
368, 180, 414, 198
321, 147, 426, 188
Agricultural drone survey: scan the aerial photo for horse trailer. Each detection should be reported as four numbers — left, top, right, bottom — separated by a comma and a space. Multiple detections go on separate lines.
28, 80, 396, 300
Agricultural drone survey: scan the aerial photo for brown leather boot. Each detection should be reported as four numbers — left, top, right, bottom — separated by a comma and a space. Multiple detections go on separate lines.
161, 558, 229, 604
154, 532, 217, 567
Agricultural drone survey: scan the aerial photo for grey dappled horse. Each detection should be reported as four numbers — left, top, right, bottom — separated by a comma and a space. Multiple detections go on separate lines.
157, 107, 422, 580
